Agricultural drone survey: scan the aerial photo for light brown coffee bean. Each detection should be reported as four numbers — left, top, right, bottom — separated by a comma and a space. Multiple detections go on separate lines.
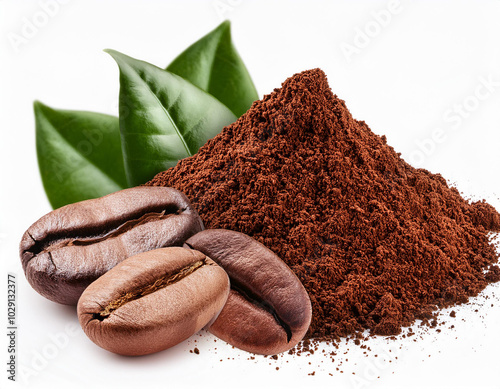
184, 229, 312, 355
20, 187, 203, 305
77, 247, 229, 356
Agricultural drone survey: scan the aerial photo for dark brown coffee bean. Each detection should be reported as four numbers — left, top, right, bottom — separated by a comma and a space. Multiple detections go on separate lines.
184, 229, 312, 355
77, 247, 229, 356
20, 187, 203, 305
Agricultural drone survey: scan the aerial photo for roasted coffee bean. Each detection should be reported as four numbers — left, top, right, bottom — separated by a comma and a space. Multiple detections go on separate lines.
20, 187, 203, 305
184, 229, 312, 355
77, 247, 229, 356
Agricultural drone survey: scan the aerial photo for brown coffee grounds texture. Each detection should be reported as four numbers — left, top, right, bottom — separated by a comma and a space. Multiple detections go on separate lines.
147, 69, 500, 339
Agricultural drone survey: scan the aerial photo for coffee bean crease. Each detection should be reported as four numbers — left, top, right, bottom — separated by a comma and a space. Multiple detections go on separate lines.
93, 258, 206, 321
20, 187, 204, 305
230, 279, 293, 342
25, 209, 182, 258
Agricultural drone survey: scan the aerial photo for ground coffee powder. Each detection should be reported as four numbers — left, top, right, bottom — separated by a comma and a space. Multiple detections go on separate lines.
147, 69, 500, 339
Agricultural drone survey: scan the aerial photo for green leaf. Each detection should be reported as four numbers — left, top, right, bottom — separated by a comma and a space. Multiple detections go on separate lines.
35, 101, 128, 209
167, 20, 258, 117
106, 49, 237, 187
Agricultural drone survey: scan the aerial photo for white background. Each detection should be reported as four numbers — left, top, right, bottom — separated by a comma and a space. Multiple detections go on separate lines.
1, 1, 500, 388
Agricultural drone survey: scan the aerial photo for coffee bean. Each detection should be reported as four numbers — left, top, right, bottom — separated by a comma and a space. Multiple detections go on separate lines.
184, 229, 312, 355
20, 187, 203, 305
77, 247, 229, 356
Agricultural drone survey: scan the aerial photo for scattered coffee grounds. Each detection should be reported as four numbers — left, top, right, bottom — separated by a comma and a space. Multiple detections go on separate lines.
147, 69, 500, 339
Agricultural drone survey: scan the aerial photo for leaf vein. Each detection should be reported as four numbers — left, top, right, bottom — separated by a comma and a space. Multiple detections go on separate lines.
137, 74, 192, 157
41, 115, 124, 189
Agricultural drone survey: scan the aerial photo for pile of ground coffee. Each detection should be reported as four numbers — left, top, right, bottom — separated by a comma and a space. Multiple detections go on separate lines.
147, 69, 500, 339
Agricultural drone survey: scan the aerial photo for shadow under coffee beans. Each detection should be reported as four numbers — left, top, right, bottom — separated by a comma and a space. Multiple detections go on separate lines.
148, 68, 500, 339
